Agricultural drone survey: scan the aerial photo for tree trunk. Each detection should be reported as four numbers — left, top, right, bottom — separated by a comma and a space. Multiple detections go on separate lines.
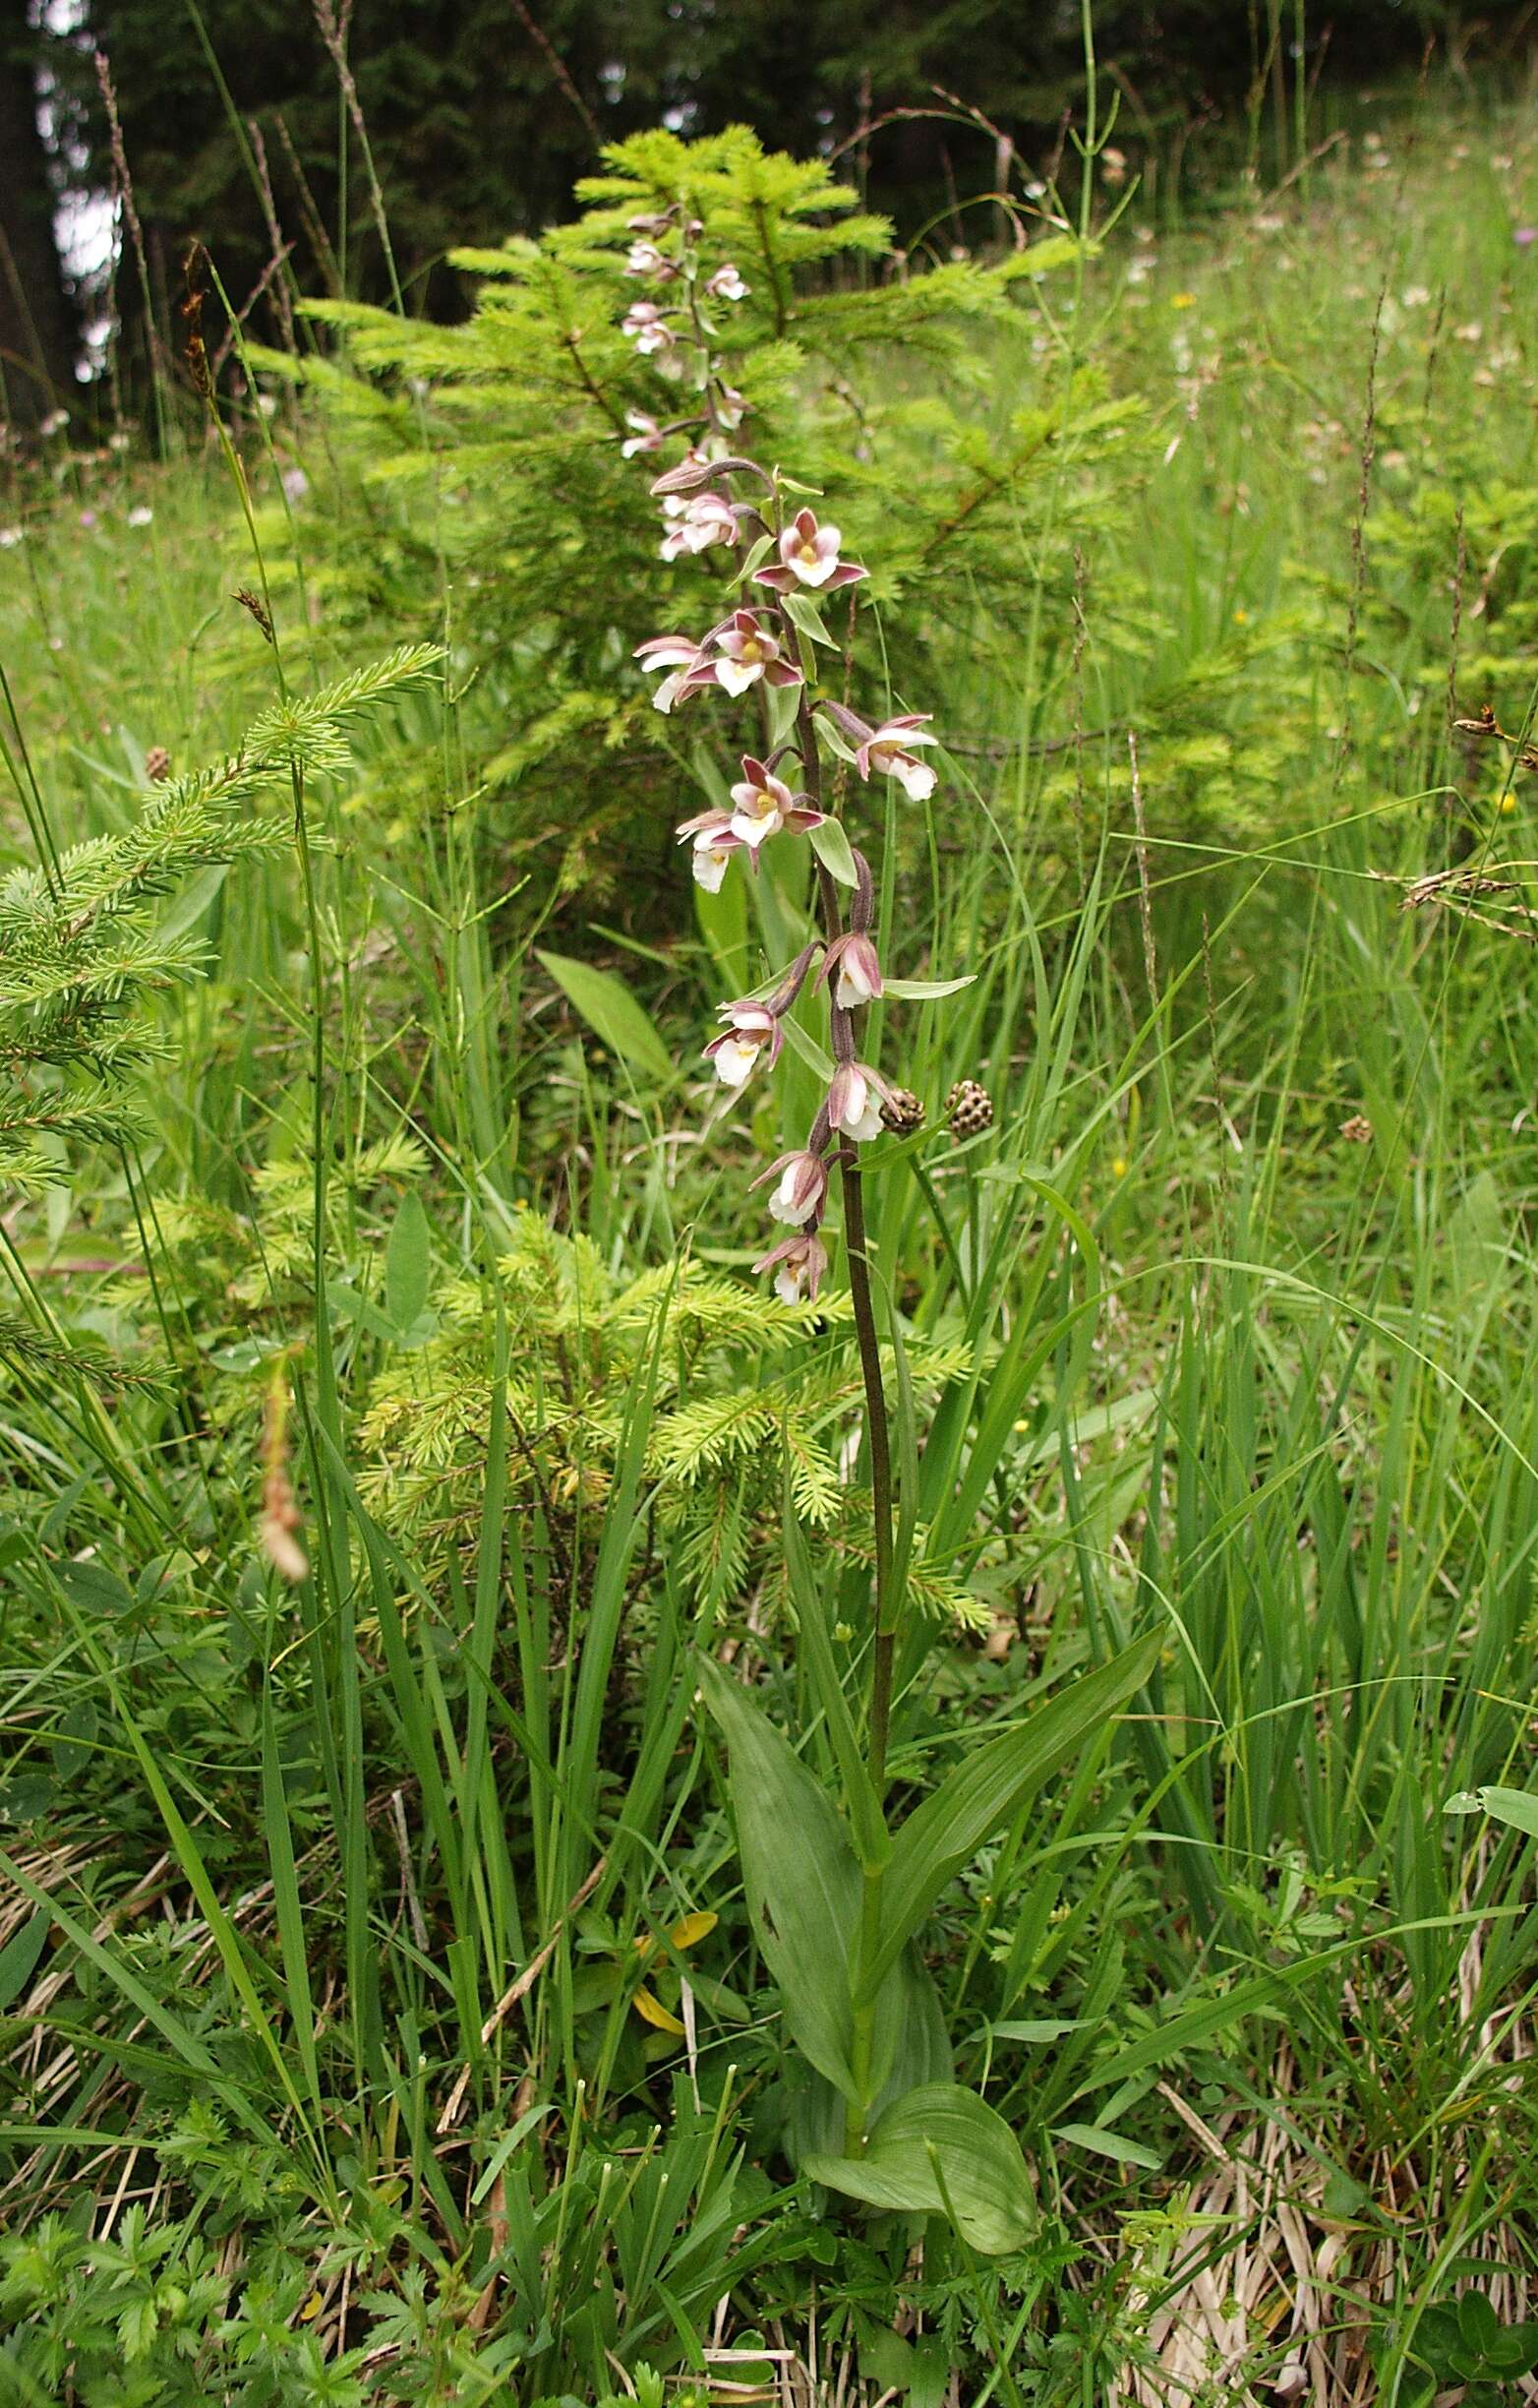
0, 0, 79, 425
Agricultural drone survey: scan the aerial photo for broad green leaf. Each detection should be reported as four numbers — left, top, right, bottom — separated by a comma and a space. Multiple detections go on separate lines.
804, 2081, 1035, 2255
868, 1938, 953, 2112
696, 1655, 860, 2101
56, 1560, 133, 1616
1446, 1785, 1538, 1838
777, 1010, 836, 1083
1051, 2121, 1162, 2170
817, 716, 860, 766
781, 1490, 888, 1872
765, 673, 802, 751
807, 816, 858, 887
384, 1190, 432, 1332
992, 2017, 1081, 2043
858, 1630, 1162, 2004
327, 1281, 400, 1344
782, 590, 838, 648
788, 1945, 952, 2167
693, 854, 749, 995
157, 863, 228, 942
882, 974, 977, 1000
535, 947, 674, 1082
0, 1909, 48, 2011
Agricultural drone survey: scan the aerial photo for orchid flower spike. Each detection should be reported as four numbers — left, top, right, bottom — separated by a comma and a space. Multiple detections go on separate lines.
828, 1060, 898, 1144
819, 931, 883, 1010
676, 809, 745, 891
704, 1000, 783, 1088
728, 755, 823, 852
704, 262, 749, 300
712, 609, 803, 697
753, 1149, 830, 1227
754, 1229, 829, 1306
755, 507, 867, 594
856, 713, 939, 801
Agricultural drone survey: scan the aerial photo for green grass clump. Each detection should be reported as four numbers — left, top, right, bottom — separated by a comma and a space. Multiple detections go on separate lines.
2, 81, 1538, 2408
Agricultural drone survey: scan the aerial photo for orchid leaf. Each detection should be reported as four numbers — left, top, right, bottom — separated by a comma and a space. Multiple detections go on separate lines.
882, 974, 977, 1000
808, 816, 858, 887
857, 1630, 1162, 2004
782, 591, 838, 648
696, 1655, 860, 2102
804, 2081, 1035, 2255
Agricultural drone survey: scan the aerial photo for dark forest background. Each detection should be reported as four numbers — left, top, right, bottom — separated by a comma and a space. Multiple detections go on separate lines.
2, 0, 1535, 425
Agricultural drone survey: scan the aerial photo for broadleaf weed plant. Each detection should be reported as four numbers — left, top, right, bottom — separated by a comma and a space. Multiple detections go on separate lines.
614, 178, 1160, 2235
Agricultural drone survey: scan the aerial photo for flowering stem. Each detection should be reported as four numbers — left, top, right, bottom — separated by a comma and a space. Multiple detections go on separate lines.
792, 678, 896, 2157
628, 213, 925, 2151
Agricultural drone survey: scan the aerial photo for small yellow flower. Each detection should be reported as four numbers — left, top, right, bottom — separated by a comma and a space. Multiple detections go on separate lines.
1112, 1156, 1128, 1178
1498, 789, 1518, 814
1170, 291, 1197, 310
1232, 607, 1249, 625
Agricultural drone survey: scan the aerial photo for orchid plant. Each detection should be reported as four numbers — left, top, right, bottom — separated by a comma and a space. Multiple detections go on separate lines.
621, 202, 921, 1783
613, 194, 1158, 2245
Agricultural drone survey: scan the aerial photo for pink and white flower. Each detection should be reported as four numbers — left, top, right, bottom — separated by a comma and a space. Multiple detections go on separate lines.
753, 1149, 830, 1227
622, 411, 665, 456
819, 931, 883, 1010
705, 262, 749, 301
855, 713, 939, 801
715, 385, 748, 430
754, 508, 868, 594
711, 609, 802, 697
660, 490, 739, 562
622, 301, 676, 356
828, 1060, 895, 1144
676, 809, 745, 892
625, 240, 677, 280
633, 632, 716, 712
703, 1000, 782, 1088
754, 1229, 830, 1306
727, 755, 823, 851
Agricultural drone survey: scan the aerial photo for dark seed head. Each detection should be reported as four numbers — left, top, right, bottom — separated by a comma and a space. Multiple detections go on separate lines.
879, 1085, 925, 1135
947, 1079, 993, 1139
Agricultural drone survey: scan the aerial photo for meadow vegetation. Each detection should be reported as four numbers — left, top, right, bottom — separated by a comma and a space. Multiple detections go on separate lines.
2, 65, 1538, 2408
